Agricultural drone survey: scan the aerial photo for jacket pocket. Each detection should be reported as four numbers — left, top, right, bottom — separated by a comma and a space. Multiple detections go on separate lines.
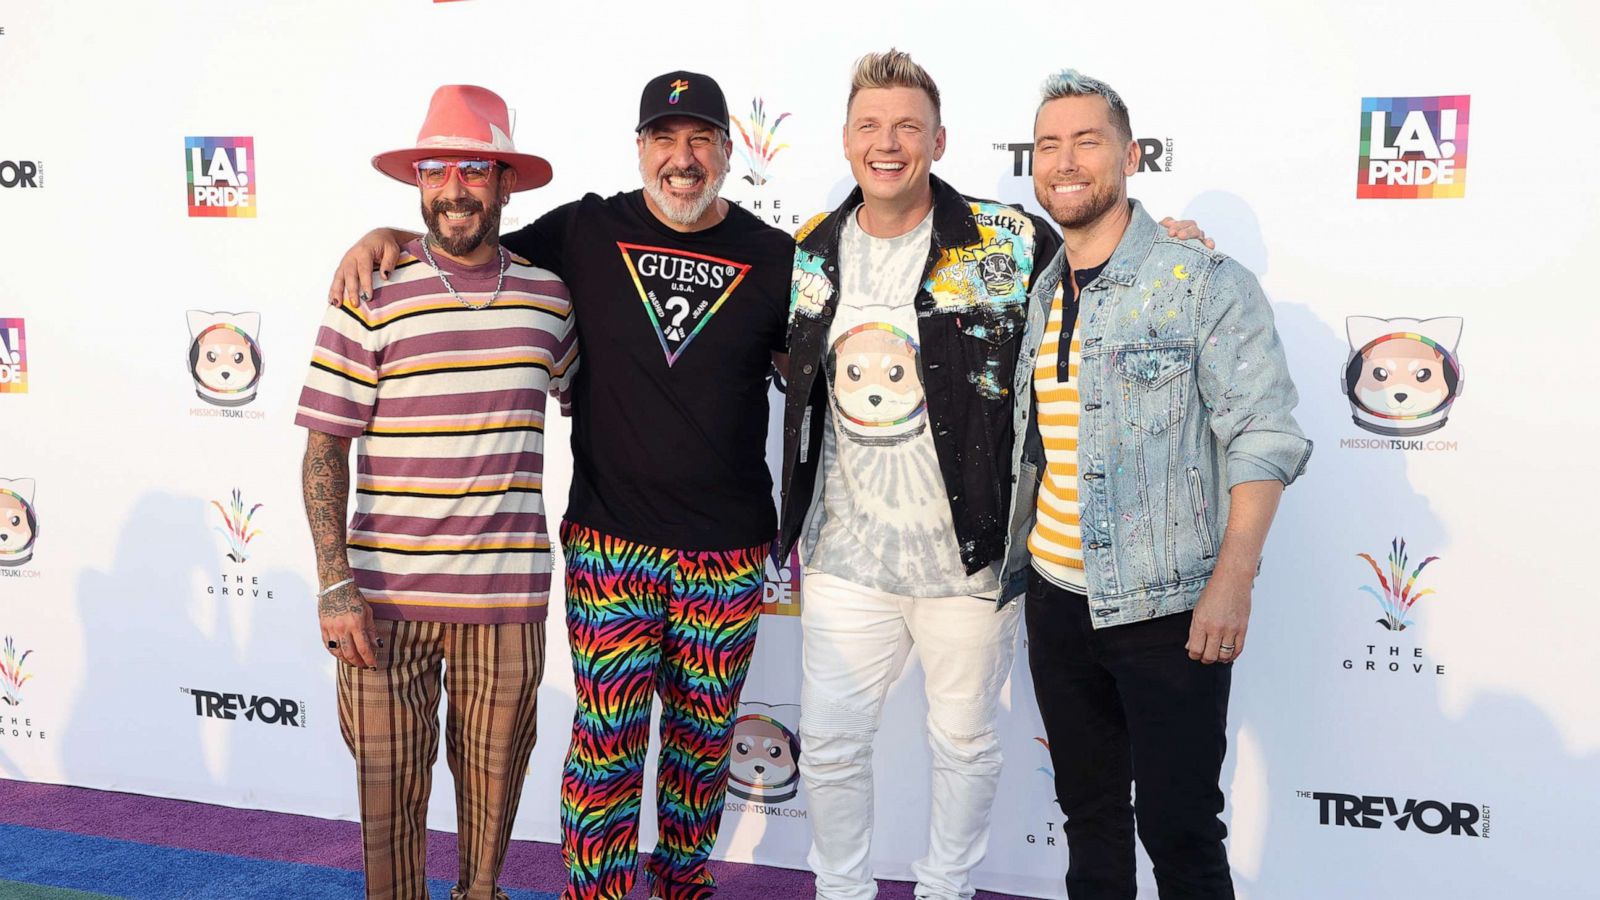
1185, 466, 1217, 560
1115, 344, 1191, 435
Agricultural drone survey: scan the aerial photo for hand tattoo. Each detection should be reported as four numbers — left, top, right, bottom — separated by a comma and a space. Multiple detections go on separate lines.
317, 582, 366, 619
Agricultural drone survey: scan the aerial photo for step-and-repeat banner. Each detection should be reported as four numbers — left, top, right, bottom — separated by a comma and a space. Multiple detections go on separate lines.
3, 2, 1597, 897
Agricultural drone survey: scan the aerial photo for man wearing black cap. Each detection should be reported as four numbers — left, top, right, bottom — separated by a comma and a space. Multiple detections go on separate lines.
326, 72, 794, 900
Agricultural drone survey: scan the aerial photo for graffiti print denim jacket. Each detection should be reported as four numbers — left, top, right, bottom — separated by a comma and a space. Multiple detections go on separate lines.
778, 176, 1060, 577
999, 200, 1312, 625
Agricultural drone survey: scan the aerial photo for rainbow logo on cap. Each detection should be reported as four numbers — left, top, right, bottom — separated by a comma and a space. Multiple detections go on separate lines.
669, 79, 688, 105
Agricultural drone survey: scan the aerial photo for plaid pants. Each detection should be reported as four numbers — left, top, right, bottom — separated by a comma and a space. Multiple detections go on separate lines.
338, 618, 546, 900
557, 520, 769, 900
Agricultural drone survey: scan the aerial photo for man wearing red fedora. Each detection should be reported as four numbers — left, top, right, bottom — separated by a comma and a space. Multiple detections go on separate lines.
297, 84, 577, 900
325, 72, 793, 900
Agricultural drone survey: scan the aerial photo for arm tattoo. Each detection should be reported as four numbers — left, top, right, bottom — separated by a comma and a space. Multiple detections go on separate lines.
302, 431, 357, 607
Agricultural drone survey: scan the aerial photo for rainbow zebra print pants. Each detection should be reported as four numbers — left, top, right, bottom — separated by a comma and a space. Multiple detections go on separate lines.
557, 520, 769, 900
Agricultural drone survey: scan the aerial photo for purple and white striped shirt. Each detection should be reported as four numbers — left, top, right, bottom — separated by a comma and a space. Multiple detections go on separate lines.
296, 240, 576, 624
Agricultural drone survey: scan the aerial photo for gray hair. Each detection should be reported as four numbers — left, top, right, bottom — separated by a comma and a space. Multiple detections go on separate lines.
1038, 69, 1131, 141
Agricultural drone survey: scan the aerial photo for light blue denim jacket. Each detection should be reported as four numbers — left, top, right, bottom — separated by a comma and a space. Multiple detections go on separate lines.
999, 200, 1312, 625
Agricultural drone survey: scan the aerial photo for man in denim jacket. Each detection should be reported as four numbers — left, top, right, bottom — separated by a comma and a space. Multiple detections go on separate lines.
1001, 70, 1311, 899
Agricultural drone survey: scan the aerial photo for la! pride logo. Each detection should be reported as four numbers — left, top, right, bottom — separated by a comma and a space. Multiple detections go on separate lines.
186, 137, 255, 217
1357, 96, 1470, 199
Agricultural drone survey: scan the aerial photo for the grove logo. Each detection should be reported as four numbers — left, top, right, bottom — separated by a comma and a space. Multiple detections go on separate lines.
1, 636, 34, 706
1304, 790, 1488, 838
211, 488, 264, 563
732, 97, 791, 186
1356, 537, 1440, 632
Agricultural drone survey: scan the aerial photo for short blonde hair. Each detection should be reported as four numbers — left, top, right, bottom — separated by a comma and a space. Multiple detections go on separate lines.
847, 49, 941, 123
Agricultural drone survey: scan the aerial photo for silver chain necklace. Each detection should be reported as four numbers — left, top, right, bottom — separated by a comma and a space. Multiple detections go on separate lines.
419, 236, 508, 310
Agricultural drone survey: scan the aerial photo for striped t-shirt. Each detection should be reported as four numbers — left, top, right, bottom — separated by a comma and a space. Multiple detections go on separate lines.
295, 240, 577, 624
1029, 281, 1087, 591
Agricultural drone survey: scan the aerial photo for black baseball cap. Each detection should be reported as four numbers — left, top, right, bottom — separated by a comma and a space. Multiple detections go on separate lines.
636, 70, 729, 134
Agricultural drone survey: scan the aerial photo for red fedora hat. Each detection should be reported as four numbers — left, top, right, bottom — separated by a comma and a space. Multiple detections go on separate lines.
372, 85, 552, 191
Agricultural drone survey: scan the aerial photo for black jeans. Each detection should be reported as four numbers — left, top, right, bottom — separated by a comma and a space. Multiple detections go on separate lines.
1025, 570, 1234, 899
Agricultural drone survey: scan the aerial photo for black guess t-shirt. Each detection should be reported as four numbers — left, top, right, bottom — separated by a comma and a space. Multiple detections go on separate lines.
503, 190, 793, 551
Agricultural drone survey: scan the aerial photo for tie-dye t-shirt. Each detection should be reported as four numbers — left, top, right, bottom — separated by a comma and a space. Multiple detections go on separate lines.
803, 208, 999, 598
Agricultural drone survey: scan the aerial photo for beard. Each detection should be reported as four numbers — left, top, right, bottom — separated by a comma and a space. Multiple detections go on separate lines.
1036, 177, 1121, 230
421, 195, 502, 258
640, 158, 728, 227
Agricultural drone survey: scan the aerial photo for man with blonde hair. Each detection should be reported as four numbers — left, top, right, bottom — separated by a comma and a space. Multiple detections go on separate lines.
778, 52, 1205, 899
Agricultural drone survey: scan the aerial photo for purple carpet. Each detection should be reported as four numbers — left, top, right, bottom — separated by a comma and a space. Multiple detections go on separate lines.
0, 779, 1033, 898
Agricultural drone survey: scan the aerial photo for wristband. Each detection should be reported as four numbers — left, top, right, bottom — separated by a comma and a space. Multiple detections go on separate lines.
318, 577, 355, 598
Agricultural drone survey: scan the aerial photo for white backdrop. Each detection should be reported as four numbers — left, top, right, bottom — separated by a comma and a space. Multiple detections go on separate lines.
3, 1, 1599, 897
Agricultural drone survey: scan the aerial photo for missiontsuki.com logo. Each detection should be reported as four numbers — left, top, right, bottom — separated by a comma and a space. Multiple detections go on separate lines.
186, 136, 255, 217
0, 318, 27, 393
1341, 537, 1446, 678
1339, 316, 1463, 452
726, 702, 805, 817
1357, 95, 1469, 199
187, 310, 265, 417
0, 478, 39, 573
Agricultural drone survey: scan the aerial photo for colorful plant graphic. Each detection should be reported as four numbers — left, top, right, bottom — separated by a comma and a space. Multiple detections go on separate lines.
1, 636, 33, 706
212, 488, 264, 563
1357, 537, 1440, 631
1034, 736, 1054, 781
731, 98, 791, 186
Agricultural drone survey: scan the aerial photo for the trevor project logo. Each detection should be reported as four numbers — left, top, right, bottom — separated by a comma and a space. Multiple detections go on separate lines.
732, 98, 791, 186
1357, 96, 1470, 199
186, 136, 256, 217
0, 160, 41, 189
1302, 791, 1488, 838
0, 318, 27, 393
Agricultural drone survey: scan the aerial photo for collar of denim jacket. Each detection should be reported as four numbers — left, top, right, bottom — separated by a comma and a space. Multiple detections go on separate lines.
1098, 198, 1159, 287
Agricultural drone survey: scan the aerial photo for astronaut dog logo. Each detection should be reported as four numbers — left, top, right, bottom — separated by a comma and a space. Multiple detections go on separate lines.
187, 311, 264, 407
728, 703, 802, 804
827, 319, 927, 446
0, 478, 38, 568
1343, 316, 1464, 437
